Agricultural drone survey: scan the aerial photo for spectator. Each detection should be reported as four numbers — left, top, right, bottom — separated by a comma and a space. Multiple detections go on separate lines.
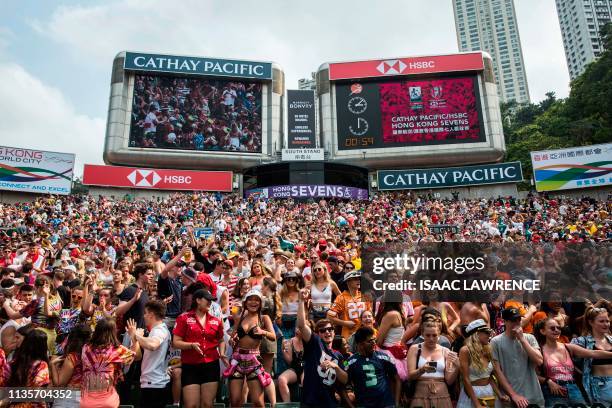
49, 324, 92, 408
375, 294, 409, 381
80, 319, 137, 407
117, 262, 154, 329
307, 262, 340, 322
491, 308, 545, 408
570, 304, 612, 406
278, 322, 309, 402
173, 289, 227, 408
3, 275, 61, 354
407, 321, 459, 408
327, 270, 372, 338
4, 329, 50, 408
127, 300, 172, 408
225, 289, 276, 407
346, 326, 401, 408
296, 287, 348, 408
457, 319, 508, 408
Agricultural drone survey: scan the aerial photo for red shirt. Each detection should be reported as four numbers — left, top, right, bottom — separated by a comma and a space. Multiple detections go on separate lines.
173, 310, 223, 364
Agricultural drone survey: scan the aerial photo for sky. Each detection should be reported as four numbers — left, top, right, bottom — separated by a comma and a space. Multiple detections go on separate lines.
0, 0, 570, 174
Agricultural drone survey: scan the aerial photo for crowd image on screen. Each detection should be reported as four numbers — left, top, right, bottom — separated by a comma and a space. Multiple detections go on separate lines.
0, 191, 610, 407
129, 75, 263, 152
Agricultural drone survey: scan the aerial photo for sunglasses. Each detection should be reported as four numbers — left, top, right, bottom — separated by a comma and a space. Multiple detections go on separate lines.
314, 268, 324, 272
286, 277, 297, 282
344, 266, 355, 270
549, 326, 561, 331
318, 327, 334, 334
72, 295, 83, 300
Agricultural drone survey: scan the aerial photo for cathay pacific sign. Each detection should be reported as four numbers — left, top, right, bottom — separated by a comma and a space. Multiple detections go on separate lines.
377, 162, 523, 190
123, 52, 273, 80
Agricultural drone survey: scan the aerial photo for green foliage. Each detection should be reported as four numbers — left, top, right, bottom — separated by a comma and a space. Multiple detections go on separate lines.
503, 23, 612, 187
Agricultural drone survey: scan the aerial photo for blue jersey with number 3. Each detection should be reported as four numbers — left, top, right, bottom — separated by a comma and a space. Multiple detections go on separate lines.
346, 351, 397, 408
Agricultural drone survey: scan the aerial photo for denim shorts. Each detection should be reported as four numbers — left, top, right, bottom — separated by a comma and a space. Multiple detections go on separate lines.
591, 376, 612, 406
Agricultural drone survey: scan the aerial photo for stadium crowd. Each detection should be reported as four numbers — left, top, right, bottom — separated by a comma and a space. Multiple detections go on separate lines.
129, 76, 262, 152
0, 191, 610, 408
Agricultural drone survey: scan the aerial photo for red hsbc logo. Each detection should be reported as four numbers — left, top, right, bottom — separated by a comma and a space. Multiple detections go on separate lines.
127, 169, 162, 187
376, 60, 408, 75
83, 164, 232, 191
329, 53, 484, 81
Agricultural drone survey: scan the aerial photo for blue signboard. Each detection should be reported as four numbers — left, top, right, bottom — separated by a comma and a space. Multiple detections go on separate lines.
123, 52, 273, 80
193, 227, 214, 239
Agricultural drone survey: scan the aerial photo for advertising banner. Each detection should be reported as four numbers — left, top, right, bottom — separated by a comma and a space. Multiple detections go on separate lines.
281, 149, 324, 161
377, 162, 523, 190
531, 143, 612, 191
245, 184, 368, 200
287, 89, 316, 148
329, 53, 484, 81
0, 146, 74, 195
83, 164, 233, 192
335, 76, 485, 150
124, 52, 273, 80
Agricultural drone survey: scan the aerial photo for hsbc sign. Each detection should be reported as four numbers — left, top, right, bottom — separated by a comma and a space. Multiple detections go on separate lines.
83, 164, 232, 192
329, 53, 484, 81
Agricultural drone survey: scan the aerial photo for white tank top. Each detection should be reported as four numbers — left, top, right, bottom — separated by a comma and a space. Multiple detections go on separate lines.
418, 354, 446, 378
311, 283, 332, 305
283, 300, 299, 315
382, 325, 405, 347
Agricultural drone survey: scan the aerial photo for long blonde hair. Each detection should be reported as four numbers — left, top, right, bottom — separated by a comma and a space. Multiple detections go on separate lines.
465, 332, 492, 372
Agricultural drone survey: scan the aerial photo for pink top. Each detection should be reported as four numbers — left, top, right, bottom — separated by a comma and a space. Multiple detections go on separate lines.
544, 346, 574, 382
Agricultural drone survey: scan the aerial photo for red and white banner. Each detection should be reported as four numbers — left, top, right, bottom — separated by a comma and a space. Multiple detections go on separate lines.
328, 53, 484, 81
83, 164, 233, 192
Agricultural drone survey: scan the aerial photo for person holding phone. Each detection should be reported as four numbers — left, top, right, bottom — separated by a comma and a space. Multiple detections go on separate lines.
407, 320, 460, 408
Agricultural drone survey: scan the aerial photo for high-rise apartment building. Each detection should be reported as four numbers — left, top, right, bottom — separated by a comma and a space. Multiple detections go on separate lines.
555, 0, 611, 80
452, 0, 531, 103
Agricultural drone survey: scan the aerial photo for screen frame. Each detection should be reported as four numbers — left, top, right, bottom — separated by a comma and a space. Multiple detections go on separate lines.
123, 72, 268, 154
334, 72, 487, 152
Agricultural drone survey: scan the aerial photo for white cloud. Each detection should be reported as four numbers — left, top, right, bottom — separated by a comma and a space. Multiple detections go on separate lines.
0, 63, 105, 177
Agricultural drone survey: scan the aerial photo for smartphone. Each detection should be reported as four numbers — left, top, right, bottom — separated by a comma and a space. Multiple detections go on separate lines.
427, 361, 438, 369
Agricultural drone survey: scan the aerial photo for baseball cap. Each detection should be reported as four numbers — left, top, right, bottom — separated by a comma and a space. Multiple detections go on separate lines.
192, 289, 215, 302
318, 238, 327, 246
243, 289, 263, 302
465, 319, 494, 336
327, 256, 339, 263
501, 308, 522, 322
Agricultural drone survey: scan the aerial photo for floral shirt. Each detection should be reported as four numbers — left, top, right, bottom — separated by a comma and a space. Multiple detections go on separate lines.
20, 295, 62, 329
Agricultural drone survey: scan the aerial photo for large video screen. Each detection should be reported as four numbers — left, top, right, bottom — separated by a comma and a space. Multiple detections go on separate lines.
336, 76, 485, 150
129, 75, 262, 153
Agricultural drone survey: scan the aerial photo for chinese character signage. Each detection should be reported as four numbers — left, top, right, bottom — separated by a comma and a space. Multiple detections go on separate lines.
531, 143, 612, 192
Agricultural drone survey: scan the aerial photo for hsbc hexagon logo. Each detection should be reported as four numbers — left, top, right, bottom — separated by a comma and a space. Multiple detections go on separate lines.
376, 59, 407, 75
127, 169, 161, 187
